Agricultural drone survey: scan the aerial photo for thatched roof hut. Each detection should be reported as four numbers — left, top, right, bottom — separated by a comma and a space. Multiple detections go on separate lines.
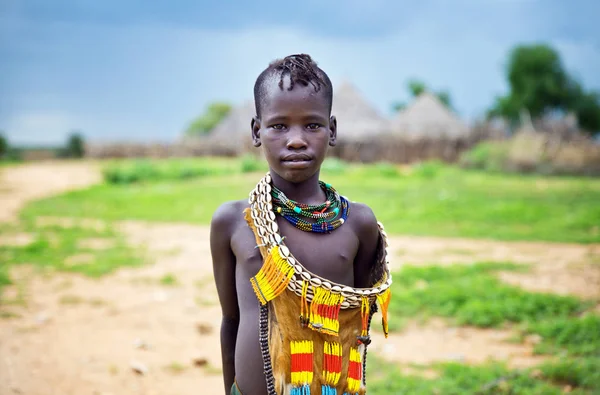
391, 92, 470, 140
207, 101, 256, 154
331, 81, 390, 142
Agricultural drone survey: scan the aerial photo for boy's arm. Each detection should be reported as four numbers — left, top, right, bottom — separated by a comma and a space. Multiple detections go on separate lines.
352, 204, 380, 288
210, 203, 240, 394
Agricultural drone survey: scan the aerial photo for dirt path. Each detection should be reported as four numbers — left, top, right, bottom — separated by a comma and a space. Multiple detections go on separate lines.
0, 161, 102, 223
0, 162, 599, 394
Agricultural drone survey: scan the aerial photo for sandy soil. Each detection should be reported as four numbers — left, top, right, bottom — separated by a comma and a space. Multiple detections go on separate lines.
0, 161, 102, 223
0, 162, 598, 395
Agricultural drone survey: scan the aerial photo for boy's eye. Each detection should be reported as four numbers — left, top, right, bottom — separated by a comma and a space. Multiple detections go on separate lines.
307, 123, 321, 130
272, 124, 285, 130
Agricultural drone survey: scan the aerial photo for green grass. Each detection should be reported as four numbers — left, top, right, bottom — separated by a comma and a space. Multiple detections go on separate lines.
102, 156, 263, 184
539, 358, 600, 391
526, 314, 600, 357
164, 361, 187, 374
21, 158, 600, 243
367, 357, 585, 395
159, 273, 179, 286
388, 263, 589, 329
0, 219, 143, 279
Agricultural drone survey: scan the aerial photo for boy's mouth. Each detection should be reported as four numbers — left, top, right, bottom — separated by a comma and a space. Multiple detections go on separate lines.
281, 154, 313, 168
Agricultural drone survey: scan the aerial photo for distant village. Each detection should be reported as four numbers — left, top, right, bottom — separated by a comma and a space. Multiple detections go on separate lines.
88, 81, 497, 162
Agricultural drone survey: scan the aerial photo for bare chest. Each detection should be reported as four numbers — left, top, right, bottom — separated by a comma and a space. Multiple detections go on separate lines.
232, 216, 359, 287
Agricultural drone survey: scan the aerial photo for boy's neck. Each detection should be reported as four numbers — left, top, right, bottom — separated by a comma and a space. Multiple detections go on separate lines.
269, 171, 326, 205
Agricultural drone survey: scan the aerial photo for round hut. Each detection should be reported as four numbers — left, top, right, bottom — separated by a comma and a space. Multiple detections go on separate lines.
206, 101, 256, 156
329, 81, 391, 162
390, 92, 471, 162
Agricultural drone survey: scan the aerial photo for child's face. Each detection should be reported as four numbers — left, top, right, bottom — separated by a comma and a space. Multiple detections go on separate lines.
252, 79, 336, 183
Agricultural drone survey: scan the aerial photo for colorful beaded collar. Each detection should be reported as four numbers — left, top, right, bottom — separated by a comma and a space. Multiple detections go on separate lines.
248, 172, 393, 309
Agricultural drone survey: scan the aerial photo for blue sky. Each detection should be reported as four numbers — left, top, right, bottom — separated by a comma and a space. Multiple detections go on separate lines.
1, 0, 599, 145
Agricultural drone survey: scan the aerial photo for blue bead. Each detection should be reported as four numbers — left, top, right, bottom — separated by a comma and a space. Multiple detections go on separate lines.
293, 206, 302, 214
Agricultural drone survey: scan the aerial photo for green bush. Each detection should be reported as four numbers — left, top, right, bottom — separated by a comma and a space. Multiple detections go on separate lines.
102, 158, 242, 184
411, 160, 445, 178
460, 141, 510, 172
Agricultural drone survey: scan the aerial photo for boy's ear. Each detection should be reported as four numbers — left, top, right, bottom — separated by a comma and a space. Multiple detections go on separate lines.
328, 115, 337, 147
251, 116, 261, 147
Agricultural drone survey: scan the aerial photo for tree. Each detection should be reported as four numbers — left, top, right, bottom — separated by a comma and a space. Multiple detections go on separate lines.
408, 79, 426, 98
392, 79, 454, 112
65, 131, 85, 158
185, 102, 232, 136
488, 44, 600, 134
0, 132, 7, 158
391, 102, 406, 113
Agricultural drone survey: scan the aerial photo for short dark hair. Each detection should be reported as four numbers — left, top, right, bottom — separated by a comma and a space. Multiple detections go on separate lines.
253, 54, 333, 118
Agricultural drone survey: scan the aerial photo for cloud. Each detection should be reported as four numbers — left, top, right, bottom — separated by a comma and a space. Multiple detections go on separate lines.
1, 0, 599, 144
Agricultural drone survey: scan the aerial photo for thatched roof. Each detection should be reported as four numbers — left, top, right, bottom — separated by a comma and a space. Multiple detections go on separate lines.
202, 81, 390, 150
332, 81, 390, 141
210, 100, 255, 140
391, 92, 470, 139
207, 100, 256, 152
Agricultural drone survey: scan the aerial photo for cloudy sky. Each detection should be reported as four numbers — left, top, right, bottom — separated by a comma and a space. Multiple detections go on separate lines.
1, 0, 599, 145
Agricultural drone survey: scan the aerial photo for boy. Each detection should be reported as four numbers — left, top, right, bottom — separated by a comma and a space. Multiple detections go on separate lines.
211, 54, 392, 395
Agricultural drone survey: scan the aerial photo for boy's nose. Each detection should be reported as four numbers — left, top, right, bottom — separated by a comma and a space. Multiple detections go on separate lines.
286, 128, 308, 150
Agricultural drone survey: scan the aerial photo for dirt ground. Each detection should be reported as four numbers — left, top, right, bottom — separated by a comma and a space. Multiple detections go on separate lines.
0, 162, 599, 395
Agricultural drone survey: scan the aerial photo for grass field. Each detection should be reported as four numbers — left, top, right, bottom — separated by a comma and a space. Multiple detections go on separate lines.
20, 158, 600, 243
370, 263, 600, 394
1, 158, 599, 394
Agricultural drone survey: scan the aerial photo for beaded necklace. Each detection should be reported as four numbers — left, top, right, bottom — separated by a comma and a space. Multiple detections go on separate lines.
270, 181, 350, 233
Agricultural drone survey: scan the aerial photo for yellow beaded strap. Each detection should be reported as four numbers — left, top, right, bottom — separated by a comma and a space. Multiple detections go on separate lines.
250, 245, 294, 305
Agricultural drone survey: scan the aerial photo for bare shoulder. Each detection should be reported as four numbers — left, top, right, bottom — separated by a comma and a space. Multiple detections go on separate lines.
211, 199, 249, 235
349, 202, 379, 236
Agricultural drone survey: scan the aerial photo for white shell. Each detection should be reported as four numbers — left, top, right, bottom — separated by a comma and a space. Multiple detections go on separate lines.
310, 278, 322, 287
287, 257, 296, 266
294, 264, 303, 274
279, 245, 290, 257
288, 281, 297, 291
270, 222, 279, 233
301, 272, 311, 281
268, 235, 277, 246
265, 184, 272, 194
341, 301, 350, 309
268, 211, 276, 221
322, 281, 331, 290
331, 285, 341, 293
341, 286, 354, 294
346, 295, 359, 303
